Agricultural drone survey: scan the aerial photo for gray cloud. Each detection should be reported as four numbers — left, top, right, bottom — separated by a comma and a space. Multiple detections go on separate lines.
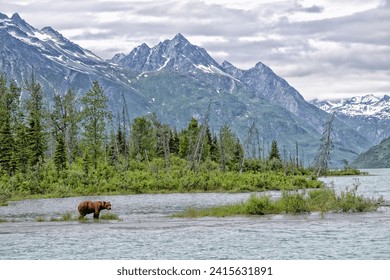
1, 0, 389, 100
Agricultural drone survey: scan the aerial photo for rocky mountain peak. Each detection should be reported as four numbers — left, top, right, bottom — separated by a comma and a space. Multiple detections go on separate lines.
0, 12, 9, 20
171, 33, 189, 44
9, 12, 35, 35
10, 13, 23, 21
112, 33, 223, 74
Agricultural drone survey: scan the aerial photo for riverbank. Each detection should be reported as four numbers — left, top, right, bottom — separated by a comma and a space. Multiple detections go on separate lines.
1, 157, 324, 204
1, 169, 389, 260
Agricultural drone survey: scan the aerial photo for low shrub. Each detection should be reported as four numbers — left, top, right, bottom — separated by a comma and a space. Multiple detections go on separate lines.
175, 184, 383, 218
35, 216, 45, 222
281, 191, 310, 214
99, 212, 121, 220
245, 194, 275, 215
308, 188, 337, 213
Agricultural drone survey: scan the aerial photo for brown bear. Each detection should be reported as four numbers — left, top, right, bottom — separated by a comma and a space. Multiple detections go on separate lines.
78, 200, 112, 219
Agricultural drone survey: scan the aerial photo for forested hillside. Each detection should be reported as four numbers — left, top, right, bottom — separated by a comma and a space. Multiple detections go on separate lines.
354, 137, 390, 168
0, 75, 323, 204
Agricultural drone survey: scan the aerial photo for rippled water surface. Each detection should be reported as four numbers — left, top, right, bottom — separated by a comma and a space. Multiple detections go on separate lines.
1, 169, 389, 259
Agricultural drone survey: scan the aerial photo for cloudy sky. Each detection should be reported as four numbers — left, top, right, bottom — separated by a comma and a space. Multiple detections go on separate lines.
2, 0, 389, 100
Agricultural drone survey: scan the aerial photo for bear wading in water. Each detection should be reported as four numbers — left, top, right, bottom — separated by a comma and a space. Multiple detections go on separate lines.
78, 201, 112, 219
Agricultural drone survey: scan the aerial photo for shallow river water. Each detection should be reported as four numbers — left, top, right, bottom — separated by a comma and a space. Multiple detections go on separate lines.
1, 169, 389, 259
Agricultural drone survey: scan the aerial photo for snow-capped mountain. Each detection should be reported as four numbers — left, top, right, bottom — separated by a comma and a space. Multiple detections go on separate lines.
1, 13, 104, 74
311, 94, 390, 120
0, 12, 150, 115
311, 95, 390, 145
0, 12, 374, 165
110, 33, 226, 75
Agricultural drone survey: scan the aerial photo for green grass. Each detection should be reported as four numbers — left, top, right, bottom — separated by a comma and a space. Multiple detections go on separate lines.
32, 212, 122, 222
99, 212, 122, 221
174, 186, 384, 218
324, 169, 368, 176
35, 216, 46, 222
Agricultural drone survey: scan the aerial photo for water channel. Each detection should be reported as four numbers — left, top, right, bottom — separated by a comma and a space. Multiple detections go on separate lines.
1, 169, 389, 259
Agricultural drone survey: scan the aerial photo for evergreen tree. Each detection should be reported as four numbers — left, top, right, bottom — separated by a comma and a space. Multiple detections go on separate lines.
25, 72, 46, 167
116, 113, 127, 157
0, 75, 13, 175
50, 90, 79, 168
269, 140, 281, 161
80, 81, 110, 170
210, 134, 219, 162
179, 118, 200, 159
53, 134, 66, 172
63, 89, 79, 165
219, 124, 242, 171
169, 128, 180, 156
130, 116, 155, 160
7, 80, 23, 174
234, 137, 244, 171
160, 124, 171, 170
51, 94, 67, 171
107, 126, 119, 167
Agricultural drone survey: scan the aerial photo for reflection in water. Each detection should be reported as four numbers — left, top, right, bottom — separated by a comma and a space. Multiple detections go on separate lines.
0, 169, 389, 259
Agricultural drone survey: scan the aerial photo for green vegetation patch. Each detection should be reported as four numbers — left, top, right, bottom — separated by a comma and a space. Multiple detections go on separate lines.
175, 186, 383, 218
30, 212, 122, 222
99, 212, 122, 221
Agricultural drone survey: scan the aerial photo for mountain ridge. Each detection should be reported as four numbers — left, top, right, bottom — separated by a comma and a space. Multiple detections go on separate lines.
354, 136, 390, 168
0, 12, 374, 165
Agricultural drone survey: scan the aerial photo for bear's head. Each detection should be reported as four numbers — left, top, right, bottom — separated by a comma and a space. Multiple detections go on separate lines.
103, 201, 112, 210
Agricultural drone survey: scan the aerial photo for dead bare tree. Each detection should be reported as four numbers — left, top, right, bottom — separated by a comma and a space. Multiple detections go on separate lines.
314, 111, 336, 177
189, 101, 211, 172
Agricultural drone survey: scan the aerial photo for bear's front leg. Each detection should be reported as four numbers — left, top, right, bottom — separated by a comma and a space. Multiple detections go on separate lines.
93, 212, 100, 219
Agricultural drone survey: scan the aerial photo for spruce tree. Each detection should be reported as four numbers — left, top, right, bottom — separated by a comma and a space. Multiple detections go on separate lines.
51, 90, 79, 170
63, 89, 79, 165
130, 116, 155, 160
25, 72, 46, 167
53, 134, 67, 172
0, 77, 22, 175
80, 81, 110, 170
269, 140, 281, 161
169, 128, 180, 156
51, 94, 67, 171
0, 75, 11, 174
219, 124, 243, 171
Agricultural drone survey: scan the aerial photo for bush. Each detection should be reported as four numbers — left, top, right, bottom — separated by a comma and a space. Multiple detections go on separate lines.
336, 188, 379, 212
245, 194, 275, 215
281, 191, 310, 214
308, 188, 337, 213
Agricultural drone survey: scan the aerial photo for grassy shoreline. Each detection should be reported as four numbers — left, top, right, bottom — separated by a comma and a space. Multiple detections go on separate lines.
173, 186, 384, 218
1, 160, 324, 204
322, 169, 368, 176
